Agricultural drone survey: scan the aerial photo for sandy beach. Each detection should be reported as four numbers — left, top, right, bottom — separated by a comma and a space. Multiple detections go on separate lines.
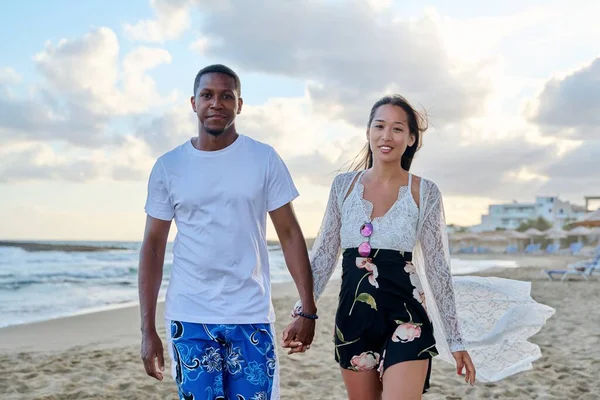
1, 254, 598, 400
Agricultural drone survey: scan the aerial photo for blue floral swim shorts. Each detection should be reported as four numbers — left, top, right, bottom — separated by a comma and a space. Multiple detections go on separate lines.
166, 320, 278, 400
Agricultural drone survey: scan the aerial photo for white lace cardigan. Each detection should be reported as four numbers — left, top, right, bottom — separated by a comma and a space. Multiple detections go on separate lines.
294, 171, 555, 382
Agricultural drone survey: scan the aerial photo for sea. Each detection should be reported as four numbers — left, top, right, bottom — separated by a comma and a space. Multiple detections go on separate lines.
0, 241, 518, 329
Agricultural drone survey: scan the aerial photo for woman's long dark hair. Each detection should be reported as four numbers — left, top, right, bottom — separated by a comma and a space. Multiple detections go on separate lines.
350, 95, 428, 171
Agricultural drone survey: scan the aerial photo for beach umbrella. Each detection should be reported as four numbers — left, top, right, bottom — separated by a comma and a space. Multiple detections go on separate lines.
571, 208, 600, 228
544, 226, 568, 246
544, 226, 567, 237
503, 230, 529, 240
473, 234, 507, 252
590, 227, 600, 245
567, 226, 593, 243
568, 226, 592, 235
524, 228, 544, 244
524, 228, 544, 236
478, 234, 506, 243
449, 233, 480, 253
449, 232, 480, 242
502, 230, 529, 250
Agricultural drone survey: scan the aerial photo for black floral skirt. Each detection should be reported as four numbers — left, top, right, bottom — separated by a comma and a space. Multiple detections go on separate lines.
334, 248, 438, 393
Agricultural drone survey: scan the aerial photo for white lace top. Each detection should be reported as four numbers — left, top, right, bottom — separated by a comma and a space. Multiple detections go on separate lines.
340, 171, 418, 252
293, 170, 555, 383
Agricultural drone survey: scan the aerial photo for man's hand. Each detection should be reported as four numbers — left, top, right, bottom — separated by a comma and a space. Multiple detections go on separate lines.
281, 316, 316, 355
138, 215, 170, 381
141, 329, 165, 380
452, 350, 476, 386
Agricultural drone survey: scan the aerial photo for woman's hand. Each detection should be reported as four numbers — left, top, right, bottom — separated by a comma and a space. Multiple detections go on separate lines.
281, 316, 315, 355
452, 351, 476, 386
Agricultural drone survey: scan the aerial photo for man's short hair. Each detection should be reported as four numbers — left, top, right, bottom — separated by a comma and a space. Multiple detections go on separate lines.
193, 64, 241, 97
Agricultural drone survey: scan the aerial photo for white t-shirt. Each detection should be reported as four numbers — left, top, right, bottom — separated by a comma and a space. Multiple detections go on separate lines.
144, 134, 299, 324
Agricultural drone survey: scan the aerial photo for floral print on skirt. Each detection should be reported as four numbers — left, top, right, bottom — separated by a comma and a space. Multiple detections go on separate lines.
334, 248, 438, 394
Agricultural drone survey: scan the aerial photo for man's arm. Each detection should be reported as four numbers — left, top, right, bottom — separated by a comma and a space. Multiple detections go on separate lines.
139, 215, 171, 380
269, 203, 316, 315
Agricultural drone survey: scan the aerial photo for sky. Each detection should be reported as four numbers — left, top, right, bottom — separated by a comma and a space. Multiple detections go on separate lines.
0, 0, 599, 241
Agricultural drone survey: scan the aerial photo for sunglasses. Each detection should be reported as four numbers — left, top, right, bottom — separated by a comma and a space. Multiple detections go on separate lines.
358, 222, 373, 257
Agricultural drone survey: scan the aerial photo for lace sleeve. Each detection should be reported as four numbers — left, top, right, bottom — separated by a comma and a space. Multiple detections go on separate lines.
419, 183, 465, 352
292, 174, 343, 316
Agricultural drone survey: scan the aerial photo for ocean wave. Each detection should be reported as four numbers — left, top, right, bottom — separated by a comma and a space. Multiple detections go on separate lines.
0, 267, 139, 290
0, 241, 131, 253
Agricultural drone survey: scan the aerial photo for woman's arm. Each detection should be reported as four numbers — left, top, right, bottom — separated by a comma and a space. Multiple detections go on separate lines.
419, 182, 465, 352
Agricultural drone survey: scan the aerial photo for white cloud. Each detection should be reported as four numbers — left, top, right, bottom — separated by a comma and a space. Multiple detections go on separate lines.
0, 27, 177, 148
124, 0, 193, 43
238, 96, 359, 156
186, 1, 494, 128
536, 139, 600, 203
189, 36, 210, 55
0, 137, 155, 183
35, 27, 176, 116
433, 5, 556, 62
527, 57, 600, 140
136, 104, 196, 157
0, 89, 109, 146
0, 68, 21, 85
366, 0, 392, 12
0, 142, 101, 183
107, 136, 157, 181
34, 28, 119, 102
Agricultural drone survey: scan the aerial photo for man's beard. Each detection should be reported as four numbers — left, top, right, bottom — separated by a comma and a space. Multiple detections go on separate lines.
205, 127, 225, 136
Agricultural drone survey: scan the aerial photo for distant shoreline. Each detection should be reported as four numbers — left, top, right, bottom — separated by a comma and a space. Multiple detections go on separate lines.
0, 239, 315, 252
267, 238, 315, 249
0, 241, 128, 252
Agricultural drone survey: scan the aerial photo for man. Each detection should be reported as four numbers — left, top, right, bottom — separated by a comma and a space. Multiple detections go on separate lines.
138, 64, 317, 400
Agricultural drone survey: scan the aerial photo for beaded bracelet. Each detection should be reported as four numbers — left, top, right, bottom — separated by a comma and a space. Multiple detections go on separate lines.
297, 311, 319, 320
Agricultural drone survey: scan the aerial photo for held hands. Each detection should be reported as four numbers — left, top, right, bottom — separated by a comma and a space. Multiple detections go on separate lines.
452, 350, 476, 386
281, 314, 316, 355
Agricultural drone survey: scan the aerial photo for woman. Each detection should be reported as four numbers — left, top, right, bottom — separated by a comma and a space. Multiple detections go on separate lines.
282, 95, 554, 399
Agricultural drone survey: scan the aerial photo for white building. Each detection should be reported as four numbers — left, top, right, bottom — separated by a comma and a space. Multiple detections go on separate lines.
537, 196, 587, 227
471, 196, 588, 232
